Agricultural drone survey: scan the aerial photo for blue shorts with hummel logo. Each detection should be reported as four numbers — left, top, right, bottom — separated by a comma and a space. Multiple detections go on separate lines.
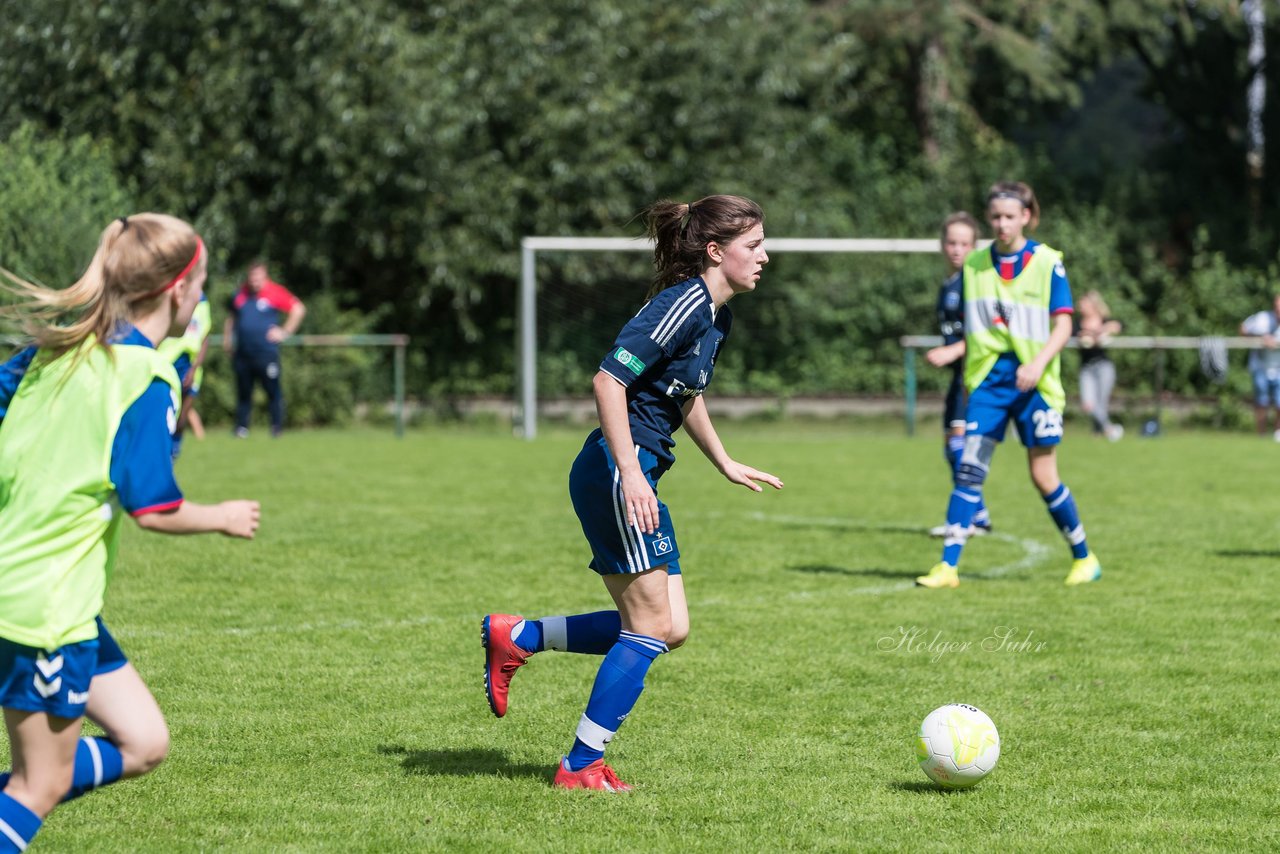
0, 617, 128, 718
569, 430, 682, 576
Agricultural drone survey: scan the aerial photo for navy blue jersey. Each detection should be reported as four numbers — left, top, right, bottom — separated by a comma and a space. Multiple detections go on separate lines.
596, 277, 732, 465
0, 328, 182, 516
228, 280, 299, 361
937, 271, 964, 345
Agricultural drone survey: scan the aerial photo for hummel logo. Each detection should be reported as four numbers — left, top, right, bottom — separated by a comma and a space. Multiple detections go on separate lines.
68, 690, 90, 704
36, 653, 63, 679
34, 675, 62, 698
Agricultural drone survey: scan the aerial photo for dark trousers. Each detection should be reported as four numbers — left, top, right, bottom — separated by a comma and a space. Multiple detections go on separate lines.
234, 352, 284, 432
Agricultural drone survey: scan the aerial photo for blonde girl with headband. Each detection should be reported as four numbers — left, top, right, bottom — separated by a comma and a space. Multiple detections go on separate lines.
917, 182, 1102, 589
482, 195, 782, 791
0, 214, 260, 852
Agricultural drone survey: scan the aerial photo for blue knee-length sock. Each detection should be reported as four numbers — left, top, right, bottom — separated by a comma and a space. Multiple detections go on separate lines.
941, 486, 983, 566
512, 612, 621, 655
0, 792, 41, 854
947, 437, 990, 528
1044, 484, 1089, 559
0, 737, 125, 806
564, 631, 667, 772
64, 737, 125, 802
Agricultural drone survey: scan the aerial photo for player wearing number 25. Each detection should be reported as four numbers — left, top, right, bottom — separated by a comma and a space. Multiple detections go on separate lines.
917, 181, 1102, 589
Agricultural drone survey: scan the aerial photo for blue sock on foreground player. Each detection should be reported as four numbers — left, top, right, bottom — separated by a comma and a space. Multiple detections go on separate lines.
0, 737, 124, 853
945, 437, 991, 530
0, 736, 125, 804
563, 631, 667, 772
1043, 483, 1088, 559
511, 612, 621, 655
483, 612, 623, 719
0, 792, 40, 854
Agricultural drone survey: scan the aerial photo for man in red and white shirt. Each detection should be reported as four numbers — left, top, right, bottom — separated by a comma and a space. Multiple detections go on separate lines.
223, 260, 306, 437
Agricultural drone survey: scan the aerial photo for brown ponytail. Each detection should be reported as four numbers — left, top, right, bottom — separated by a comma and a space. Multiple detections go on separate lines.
642, 195, 763, 299
1, 213, 202, 356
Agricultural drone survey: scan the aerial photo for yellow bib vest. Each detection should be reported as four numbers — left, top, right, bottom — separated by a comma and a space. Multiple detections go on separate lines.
962, 244, 1067, 412
0, 338, 179, 649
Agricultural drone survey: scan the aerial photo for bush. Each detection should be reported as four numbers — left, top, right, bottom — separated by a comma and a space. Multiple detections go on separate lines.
0, 124, 134, 290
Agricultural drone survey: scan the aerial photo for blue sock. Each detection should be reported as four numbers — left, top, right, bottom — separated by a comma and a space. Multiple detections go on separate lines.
941, 486, 982, 566
1044, 484, 1089, 559
565, 631, 667, 772
0, 792, 42, 854
63, 737, 125, 802
514, 612, 621, 655
947, 436, 990, 528
511, 618, 543, 653
0, 736, 125, 808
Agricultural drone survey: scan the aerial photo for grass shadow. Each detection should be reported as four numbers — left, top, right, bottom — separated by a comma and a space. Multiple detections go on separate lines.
378, 745, 549, 781
789, 564, 914, 580
888, 779, 976, 795
775, 520, 929, 537
1213, 549, 1280, 558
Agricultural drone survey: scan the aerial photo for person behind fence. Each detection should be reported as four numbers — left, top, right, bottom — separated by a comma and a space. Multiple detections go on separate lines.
0, 214, 261, 854
925, 211, 993, 538
1076, 290, 1124, 441
157, 290, 211, 459
223, 260, 306, 438
1239, 294, 1280, 439
480, 195, 783, 792
916, 181, 1103, 590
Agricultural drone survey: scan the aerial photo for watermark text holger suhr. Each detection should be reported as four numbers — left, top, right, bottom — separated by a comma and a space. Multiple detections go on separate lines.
877, 626, 1047, 663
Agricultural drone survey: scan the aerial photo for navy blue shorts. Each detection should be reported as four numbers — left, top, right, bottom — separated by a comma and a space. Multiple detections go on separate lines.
0, 617, 129, 719
569, 433, 681, 575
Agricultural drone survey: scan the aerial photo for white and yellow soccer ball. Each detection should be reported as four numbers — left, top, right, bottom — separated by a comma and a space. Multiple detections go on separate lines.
915, 703, 1000, 788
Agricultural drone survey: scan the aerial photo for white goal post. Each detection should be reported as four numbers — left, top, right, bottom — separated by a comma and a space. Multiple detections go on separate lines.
517, 236, 944, 438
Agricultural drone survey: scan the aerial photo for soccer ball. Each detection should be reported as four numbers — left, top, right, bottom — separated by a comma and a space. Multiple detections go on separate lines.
915, 703, 1000, 788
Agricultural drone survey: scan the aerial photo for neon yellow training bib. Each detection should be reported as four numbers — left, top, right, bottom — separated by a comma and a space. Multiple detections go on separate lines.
0, 338, 179, 649
962, 244, 1067, 412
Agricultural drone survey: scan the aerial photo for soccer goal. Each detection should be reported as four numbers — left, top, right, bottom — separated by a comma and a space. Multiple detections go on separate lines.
517, 236, 942, 439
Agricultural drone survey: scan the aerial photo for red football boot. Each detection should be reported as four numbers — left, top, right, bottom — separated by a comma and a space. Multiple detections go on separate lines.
482, 614, 530, 718
552, 758, 632, 792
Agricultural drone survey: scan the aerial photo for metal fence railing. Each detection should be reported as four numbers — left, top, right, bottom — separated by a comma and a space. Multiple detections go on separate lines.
900, 335, 1256, 436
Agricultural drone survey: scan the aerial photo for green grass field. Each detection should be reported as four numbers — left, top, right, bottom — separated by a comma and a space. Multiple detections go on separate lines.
15, 423, 1280, 852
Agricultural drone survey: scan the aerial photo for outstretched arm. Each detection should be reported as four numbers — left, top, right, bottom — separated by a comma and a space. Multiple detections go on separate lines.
134, 500, 260, 538
683, 396, 783, 493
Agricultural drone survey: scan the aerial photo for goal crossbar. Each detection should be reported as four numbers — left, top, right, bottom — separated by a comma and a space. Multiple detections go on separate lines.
518, 235, 949, 438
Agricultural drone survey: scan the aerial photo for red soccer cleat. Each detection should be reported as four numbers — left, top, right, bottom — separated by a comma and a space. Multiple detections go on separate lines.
482, 614, 530, 718
552, 758, 632, 792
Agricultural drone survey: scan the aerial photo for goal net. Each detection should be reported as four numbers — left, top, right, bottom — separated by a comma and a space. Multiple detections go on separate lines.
518, 237, 946, 438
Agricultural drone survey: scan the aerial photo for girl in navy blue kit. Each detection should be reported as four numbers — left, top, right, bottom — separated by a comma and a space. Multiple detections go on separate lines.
483, 195, 782, 791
